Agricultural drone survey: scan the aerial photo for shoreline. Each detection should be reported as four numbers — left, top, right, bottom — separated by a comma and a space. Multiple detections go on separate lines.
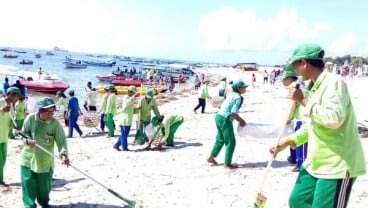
1, 67, 367, 208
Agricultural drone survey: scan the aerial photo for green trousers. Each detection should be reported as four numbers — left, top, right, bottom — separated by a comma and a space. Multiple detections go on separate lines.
210, 114, 236, 164
134, 120, 150, 145
161, 117, 184, 146
289, 166, 356, 208
104, 113, 115, 136
21, 166, 53, 208
0, 142, 7, 183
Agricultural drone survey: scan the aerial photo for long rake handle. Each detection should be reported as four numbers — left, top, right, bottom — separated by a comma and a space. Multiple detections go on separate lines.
257, 78, 301, 194
16, 131, 137, 207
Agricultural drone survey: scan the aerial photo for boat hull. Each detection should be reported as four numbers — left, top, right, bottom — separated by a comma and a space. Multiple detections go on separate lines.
20, 80, 69, 94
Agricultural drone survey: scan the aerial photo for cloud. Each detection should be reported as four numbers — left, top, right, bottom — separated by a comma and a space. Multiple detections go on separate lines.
329, 31, 359, 55
199, 7, 331, 52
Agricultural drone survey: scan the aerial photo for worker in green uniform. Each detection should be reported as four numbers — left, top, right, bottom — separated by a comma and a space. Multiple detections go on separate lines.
20, 97, 70, 208
0, 87, 21, 185
134, 88, 160, 145
146, 114, 184, 150
270, 43, 366, 208
104, 84, 117, 137
207, 81, 248, 169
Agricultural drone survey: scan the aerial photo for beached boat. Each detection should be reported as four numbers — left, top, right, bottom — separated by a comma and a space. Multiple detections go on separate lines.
95, 85, 164, 95
19, 59, 34, 65
64, 61, 87, 69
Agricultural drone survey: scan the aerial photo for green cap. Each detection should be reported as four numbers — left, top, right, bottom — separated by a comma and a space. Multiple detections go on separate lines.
151, 115, 164, 126
285, 43, 324, 71
6, 87, 21, 96
279, 70, 297, 80
106, 84, 115, 90
127, 85, 137, 93
146, 88, 154, 98
37, 97, 56, 109
232, 81, 248, 92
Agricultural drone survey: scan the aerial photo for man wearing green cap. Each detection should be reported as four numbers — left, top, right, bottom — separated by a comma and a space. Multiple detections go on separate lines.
113, 86, 140, 151
20, 97, 70, 207
104, 84, 117, 137
134, 88, 160, 144
280, 70, 308, 172
193, 78, 211, 113
207, 81, 248, 169
67, 90, 84, 138
270, 43, 366, 207
0, 87, 21, 185
146, 114, 185, 150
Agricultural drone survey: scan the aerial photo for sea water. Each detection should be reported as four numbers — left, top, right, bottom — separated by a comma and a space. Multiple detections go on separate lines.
0, 47, 194, 109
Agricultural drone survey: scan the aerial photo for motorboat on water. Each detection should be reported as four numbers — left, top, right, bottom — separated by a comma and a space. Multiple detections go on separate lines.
20, 73, 69, 94
0, 64, 69, 94
83, 58, 116, 67
3, 53, 19, 58
19, 59, 34, 65
64, 60, 87, 69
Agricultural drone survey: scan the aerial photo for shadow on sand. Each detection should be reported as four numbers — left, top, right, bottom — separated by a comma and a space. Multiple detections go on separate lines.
52, 178, 86, 189
133, 141, 203, 152
240, 160, 293, 169
54, 203, 129, 208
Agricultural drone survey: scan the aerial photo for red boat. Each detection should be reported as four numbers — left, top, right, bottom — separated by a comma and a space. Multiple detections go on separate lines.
96, 74, 117, 82
20, 79, 69, 94
20, 73, 69, 94
112, 79, 142, 87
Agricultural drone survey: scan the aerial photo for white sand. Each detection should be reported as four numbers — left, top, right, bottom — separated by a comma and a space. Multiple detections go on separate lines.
1, 67, 367, 208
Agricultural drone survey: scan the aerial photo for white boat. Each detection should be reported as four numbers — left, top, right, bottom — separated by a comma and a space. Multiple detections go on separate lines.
64, 60, 87, 69
83, 58, 116, 67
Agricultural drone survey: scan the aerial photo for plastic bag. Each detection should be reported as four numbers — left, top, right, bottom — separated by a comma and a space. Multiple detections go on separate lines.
144, 123, 155, 140
237, 121, 294, 139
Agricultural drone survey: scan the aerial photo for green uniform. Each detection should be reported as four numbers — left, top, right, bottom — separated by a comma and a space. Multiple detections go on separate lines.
210, 92, 243, 164
104, 93, 117, 136
289, 71, 366, 207
14, 100, 26, 131
119, 95, 136, 126
152, 115, 184, 146
21, 113, 68, 207
198, 84, 210, 99
0, 98, 12, 183
134, 97, 160, 144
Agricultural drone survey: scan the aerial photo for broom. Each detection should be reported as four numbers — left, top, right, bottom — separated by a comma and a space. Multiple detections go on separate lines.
16, 131, 141, 207
254, 77, 301, 208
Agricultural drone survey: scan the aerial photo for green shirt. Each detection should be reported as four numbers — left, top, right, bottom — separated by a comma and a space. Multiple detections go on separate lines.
15, 100, 26, 120
99, 93, 109, 114
21, 113, 68, 173
104, 94, 117, 115
139, 97, 160, 122
217, 92, 242, 121
292, 71, 366, 179
119, 95, 136, 126
0, 98, 11, 143
198, 84, 210, 99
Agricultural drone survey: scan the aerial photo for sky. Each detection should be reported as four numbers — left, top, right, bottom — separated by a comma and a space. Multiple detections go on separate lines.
0, 0, 367, 65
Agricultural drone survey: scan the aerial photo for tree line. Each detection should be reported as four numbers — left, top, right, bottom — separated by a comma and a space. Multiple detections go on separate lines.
324, 55, 368, 67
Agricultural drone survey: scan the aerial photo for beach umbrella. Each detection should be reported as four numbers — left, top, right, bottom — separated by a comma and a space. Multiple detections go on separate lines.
16, 131, 141, 207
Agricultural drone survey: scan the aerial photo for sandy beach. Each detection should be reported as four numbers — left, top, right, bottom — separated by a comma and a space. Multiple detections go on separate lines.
1, 67, 367, 208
